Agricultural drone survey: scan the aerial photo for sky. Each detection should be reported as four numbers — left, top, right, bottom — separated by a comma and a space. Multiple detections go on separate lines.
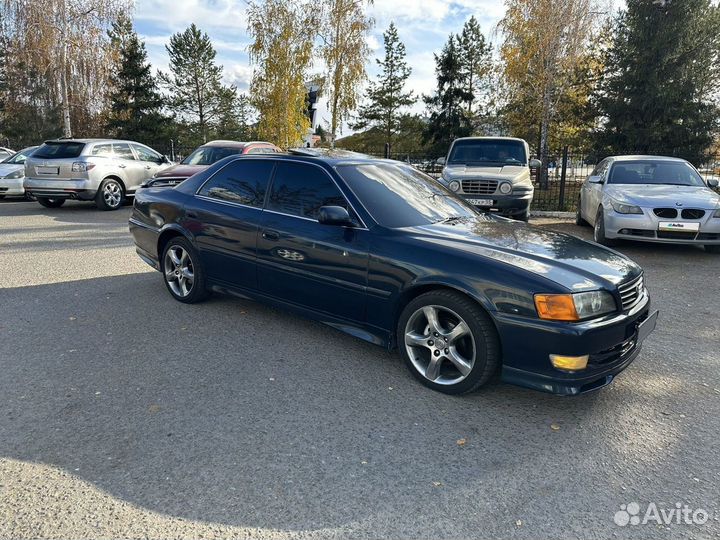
133, 0, 507, 132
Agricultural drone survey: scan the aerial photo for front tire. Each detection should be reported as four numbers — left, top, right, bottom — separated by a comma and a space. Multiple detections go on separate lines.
397, 290, 500, 395
593, 207, 617, 247
95, 178, 124, 210
515, 209, 529, 222
37, 197, 65, 208
161, 237, 209, 304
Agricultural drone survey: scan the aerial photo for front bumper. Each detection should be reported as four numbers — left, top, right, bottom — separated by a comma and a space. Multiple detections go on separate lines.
605, 208, 720, 244
24, 177, 100, 200
458, 189, 533, 216
494, 295, 657, 395
0, 177, 25, 195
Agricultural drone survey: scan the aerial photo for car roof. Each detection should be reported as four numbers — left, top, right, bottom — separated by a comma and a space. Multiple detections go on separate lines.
228, 148, 403, 167
451, 136, 527, 143
200, 140, 275, 148
608, 155, 689, 163
42, 138, 145, 145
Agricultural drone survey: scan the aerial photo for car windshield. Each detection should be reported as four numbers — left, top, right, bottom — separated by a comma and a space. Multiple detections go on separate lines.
2, 147, 35, 164
33, 141, 85, 159
448, 140, 527, 166
181, 146, 243, 165
337, 162, 480, 228
608, 160, 706, 186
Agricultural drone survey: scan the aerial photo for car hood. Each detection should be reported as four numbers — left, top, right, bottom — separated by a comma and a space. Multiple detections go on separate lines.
443, 164, 528, 182
406, 217, 641, 291
154, 164, 207, 179
0, 163, 23, 177
604, 184, 720, 210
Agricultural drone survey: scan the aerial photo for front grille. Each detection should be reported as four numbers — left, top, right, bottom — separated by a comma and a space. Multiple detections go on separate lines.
681, 209, 705, 219
0, 187, 7, 193
461, 179, 498, 195
698, 233, 720, 240
618, 274, 644, 311
654, 208, 677, 218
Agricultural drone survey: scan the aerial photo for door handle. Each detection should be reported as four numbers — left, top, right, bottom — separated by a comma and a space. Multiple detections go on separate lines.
118, 164, 126, 168
145, 165, 152, 170
262, 230, 280, 241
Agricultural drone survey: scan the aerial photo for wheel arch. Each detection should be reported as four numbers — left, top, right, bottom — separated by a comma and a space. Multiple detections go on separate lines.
101, 174, 126, 192
157, 225, 194, 261
391, 281, 500, 348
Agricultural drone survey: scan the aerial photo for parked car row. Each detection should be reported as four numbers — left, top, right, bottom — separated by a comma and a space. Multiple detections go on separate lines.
1, 138, 281, 210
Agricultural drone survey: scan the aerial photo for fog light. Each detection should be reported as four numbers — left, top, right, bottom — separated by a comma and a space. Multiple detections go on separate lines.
550, 354, 589, 371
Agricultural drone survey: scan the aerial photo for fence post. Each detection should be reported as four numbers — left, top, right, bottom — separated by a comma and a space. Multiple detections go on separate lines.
384, 142, 390, 159
559, 145, 569, 211
170, 139, 175, 163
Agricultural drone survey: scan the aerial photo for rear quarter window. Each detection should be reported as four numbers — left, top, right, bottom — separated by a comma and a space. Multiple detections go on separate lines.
33, 142, 86, 159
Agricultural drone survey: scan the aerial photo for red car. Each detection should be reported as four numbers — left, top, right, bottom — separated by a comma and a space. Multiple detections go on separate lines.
152, 140, 281, 185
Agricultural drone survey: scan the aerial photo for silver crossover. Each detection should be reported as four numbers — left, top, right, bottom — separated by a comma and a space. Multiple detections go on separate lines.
577, 155, 720, 253
0, 146, 37, 199
436, 137, 540, 221
24, 139, 171, 210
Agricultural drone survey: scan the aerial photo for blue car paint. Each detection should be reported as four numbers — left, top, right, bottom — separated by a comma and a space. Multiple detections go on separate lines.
129, 154, 655, 395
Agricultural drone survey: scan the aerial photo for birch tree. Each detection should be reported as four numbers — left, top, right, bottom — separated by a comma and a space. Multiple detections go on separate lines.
247, 0, 316, 149
499, 0, 599, 181
319, 0, 373, 147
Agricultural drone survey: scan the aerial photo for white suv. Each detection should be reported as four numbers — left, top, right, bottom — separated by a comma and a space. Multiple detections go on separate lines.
24, 139, 171, 210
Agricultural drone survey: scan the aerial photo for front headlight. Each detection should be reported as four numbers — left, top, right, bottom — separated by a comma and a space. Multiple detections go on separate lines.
534, 291, 616, 321
713, 208, 720, 218
610, 200, 643, 214
448, 180, 460, 192
499, 182, 512, 194
4, 169, 23, 179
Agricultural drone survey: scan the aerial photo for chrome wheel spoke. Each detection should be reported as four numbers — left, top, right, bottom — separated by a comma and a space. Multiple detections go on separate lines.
422, 306, 442, 333
425, 355, 443, 381
169, 249, 181, 266
405, 331, 430, 348
446, 348, 472, 376
444, 321, 469, 344
181, 267, 193, 280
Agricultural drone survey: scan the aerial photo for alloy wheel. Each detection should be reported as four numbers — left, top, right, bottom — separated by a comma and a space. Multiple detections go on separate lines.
404, 305, 476, 385
103, 181, 122, 208
164, 245, 195, 297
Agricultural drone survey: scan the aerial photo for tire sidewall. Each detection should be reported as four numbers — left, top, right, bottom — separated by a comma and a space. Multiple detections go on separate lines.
396, 291, 498, 395
160, 237, 208, 304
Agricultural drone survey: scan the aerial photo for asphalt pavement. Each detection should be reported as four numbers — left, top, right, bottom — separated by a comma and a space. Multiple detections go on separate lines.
1, 199, 718, 539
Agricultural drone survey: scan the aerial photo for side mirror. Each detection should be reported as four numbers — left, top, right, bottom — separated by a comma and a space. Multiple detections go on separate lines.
588, 175, 603, 184
318, 205, 354, 227
707, 178, 719, 188
436, 157, 446, 166
160, 155, 171, 164
529, 158, 542, 169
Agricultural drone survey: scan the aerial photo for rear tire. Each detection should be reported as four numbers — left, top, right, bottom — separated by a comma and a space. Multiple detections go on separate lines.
161, 236, 209, 304
95, 178, 124, 211
593, 207, 617, 247
37, 197, 65, 208
705, 245, 720, 254
397, 290, 500, 395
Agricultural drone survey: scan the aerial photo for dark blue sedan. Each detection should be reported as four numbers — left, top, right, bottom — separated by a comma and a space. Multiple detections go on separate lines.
129, 150, 658, 395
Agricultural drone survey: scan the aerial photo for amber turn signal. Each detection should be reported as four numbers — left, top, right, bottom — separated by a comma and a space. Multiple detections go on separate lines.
550, 354, 589, 371
534, 294, 579, 321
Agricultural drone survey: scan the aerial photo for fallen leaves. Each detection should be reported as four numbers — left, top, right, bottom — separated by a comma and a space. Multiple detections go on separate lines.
550, 423, 561, 431
456, 438, 466, 446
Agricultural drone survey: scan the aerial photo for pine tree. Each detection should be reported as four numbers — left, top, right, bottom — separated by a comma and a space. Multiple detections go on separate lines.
456, 16, 492, 117
422, 35, 473, 156
597, 0, 720, 163
106, 16, 167, 143
352, 22, 415, 147
160, 24, 227, 143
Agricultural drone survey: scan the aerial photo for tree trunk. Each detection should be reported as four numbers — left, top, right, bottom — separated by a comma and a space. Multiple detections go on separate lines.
60, 1, 72, 138
539, 84, 551, 190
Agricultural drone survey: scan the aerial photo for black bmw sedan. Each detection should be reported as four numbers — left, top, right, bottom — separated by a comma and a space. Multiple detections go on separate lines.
129, 150, 658, 395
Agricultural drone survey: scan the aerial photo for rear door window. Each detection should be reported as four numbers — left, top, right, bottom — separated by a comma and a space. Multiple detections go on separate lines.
198, 159, 275, 207
267, 161, 348, 220
91, 144, 113, 157
33, 142, 85, 159
113, 143, 136, 160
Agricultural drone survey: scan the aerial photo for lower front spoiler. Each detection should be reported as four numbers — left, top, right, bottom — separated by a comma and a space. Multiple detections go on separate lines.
501, 344, 641, 395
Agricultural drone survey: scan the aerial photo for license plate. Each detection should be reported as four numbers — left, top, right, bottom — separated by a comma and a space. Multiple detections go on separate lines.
637, 310, 659, 343
36, 166, 59, 175
467, 198, 493, 206
658, 221, 700, 232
